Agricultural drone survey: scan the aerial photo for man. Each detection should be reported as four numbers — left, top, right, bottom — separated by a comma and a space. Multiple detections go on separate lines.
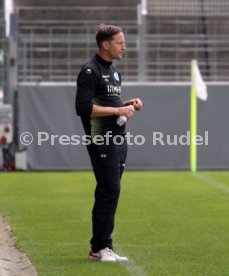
75, 24, 142, 262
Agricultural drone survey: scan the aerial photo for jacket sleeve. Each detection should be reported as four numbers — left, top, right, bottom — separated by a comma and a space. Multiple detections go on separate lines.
75, 67, 98, 116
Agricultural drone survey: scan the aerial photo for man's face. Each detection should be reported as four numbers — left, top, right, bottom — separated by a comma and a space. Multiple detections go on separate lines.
106, 32, 126, 60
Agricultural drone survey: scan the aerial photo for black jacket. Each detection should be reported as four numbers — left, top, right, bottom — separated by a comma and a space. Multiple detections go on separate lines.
75, 54, 125, 137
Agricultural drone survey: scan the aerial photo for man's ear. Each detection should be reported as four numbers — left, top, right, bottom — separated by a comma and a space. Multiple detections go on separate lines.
102, 41, 109, 50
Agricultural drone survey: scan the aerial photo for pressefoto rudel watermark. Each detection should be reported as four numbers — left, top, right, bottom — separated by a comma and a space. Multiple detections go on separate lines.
152, 131, 208, 146
19, 131, 208, 147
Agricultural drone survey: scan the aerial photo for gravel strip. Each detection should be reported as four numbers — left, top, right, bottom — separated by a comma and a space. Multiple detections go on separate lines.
0, 216, 38, 276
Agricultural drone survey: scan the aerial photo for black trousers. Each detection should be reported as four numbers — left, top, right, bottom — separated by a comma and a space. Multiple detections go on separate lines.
86, 138, 127, 253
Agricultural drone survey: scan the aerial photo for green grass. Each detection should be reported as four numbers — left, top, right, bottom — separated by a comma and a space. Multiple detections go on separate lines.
0, 171, 228, 275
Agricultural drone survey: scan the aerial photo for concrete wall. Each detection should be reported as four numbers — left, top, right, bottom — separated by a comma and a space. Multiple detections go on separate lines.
17, 83, 229, 170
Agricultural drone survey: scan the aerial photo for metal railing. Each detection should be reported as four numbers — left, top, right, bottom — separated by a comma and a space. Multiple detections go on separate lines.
15, 2, 229, 82
145, 18, 229, 81
18, 24, 138, 82
17, 20, 229, 82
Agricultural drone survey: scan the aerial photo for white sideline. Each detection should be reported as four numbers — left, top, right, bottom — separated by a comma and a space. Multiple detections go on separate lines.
116, 245, 147, 276
196, 173, 229, 193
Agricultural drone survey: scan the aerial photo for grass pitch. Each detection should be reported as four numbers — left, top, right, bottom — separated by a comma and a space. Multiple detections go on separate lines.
0, 171, 228, 275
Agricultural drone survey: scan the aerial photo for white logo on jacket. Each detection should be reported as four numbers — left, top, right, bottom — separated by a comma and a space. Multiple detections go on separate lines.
107, 85, 121, 96
114, 72, 120, 81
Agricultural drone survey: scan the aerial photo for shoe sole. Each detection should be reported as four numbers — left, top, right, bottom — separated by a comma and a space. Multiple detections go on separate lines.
88, 256, 116, 262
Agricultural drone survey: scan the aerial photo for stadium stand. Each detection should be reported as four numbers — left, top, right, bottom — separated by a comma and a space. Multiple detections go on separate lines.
14, 0, 139, 82
12, 0, 229, 82
146, 0, 229, 81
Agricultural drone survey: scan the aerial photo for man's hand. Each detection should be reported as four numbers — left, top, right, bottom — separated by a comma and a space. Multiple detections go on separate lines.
117, 105, 135, 119
124, 98, 143, 111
